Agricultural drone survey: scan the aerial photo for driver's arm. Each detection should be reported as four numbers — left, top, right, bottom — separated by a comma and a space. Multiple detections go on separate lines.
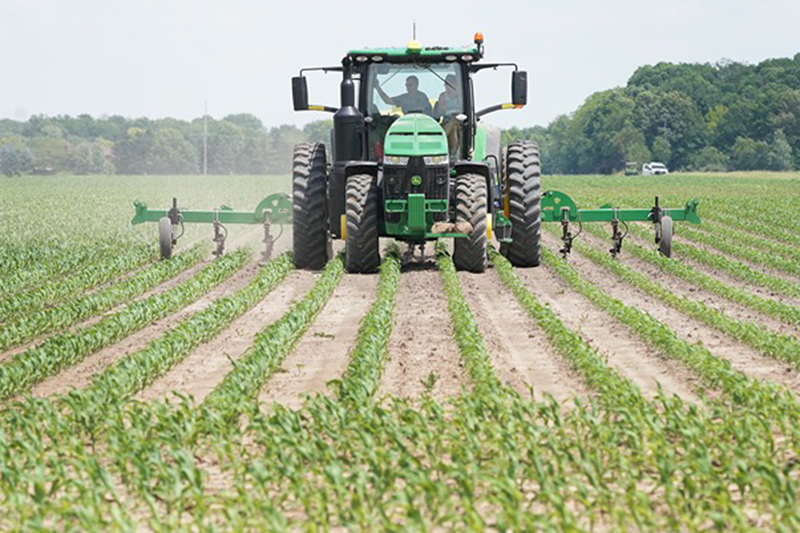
374, 83, 395, 105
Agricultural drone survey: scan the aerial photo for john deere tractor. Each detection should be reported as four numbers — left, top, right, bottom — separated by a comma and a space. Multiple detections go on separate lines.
291, 33, 542, 274
132, 33, 699, 267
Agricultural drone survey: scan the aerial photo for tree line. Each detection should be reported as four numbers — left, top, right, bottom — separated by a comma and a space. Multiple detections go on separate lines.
2, 53, 800, 176
0, 114, 332, 176
505, 54, 800, 174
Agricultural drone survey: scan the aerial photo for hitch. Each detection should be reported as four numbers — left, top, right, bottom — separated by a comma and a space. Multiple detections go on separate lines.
559, 210, 581, 259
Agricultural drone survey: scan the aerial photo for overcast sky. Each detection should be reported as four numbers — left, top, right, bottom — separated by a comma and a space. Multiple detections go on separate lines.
1, 0, 798, 129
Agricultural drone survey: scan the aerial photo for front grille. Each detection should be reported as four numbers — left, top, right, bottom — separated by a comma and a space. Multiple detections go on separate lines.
383, 157, 449, 223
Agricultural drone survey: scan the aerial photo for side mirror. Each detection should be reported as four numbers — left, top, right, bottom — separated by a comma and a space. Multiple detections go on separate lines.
292, 76, 309, 111
512, 71, 527, 106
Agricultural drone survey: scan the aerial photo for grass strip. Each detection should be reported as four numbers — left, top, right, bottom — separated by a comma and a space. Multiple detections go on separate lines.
203, 255, 345, 421
335, 251, 401, 404
0, 248, 250, 399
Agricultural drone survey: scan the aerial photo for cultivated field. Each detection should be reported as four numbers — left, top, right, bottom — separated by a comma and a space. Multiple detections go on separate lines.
2, 172, 800, 531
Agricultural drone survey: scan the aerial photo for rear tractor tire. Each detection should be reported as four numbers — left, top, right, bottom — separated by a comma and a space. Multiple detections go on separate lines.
345, 174, 381, 274
659, 216, 673, 257
453, 173, 488, 273
158, 217, 173, 260
500, 140, 541, 267
292, 142, 332, 270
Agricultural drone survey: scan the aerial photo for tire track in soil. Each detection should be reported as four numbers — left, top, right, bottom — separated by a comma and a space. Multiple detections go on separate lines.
258, 273, 379, 410
584, 230, 800, 340
139, 270, 318, 404
0, 259, 209, 365
541, 231, 800, 396
29, 260, 263, 398
458, 269, 588, 403
515, 251, 701, 402
377, 265, 467, 401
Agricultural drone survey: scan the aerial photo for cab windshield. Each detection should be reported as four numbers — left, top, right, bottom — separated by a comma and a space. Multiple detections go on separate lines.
365, 62, 464, 160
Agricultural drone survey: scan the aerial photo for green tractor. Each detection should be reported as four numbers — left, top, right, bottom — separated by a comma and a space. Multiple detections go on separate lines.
132, 33, 700, 267
291, 33, 543, 273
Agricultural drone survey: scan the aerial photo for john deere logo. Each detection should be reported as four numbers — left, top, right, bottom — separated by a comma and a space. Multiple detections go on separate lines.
411, 175, 422, 186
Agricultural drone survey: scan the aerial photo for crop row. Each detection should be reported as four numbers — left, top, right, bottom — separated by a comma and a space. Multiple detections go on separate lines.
695, 217, 800, 265
539, 243, 800, 419
78, 253, 294, 406
0, 248, 250, 399
0, 244, 157, 324
436, 243, 501, 393
0, 239, 139, 299
574, 227, 800, 371
202, 254, 345, 422
335, 251, 401, 404
0, 245, 205, 351
595, 223, 800, 325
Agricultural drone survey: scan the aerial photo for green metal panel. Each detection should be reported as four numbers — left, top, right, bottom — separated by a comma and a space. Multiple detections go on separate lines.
473, 124, 489, 162
540, 190, 701, 224
383, 196, 452, 240
407, 194, 426, 230
348, 46, 480, 61
384, 115, 448, 157
131, 193, 293, 226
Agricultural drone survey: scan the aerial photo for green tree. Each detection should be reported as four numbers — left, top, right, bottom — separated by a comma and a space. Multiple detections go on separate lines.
651, 136, 672, 164
730, 137, 770, 170
768, 130, 794, 171
688, 146, 729, 171
0, 140, 33, 176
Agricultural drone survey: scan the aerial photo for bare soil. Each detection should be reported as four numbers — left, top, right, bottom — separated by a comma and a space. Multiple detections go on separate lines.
377, 264, 467, 401
139, 270, 318, 404
458, 269, 588, 403
517, 242, 701, 402
542, 232, 800, 395
258, 273, 379, 410
30, 261, 262, 398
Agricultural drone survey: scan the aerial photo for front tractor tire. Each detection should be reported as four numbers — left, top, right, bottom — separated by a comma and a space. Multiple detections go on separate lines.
345, 174, 381, 274
292, 142, 332, 270
453, 174, 488, 273
500, 141, 542, 267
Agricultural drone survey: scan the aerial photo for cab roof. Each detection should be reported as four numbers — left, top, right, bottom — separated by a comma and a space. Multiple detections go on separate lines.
346, 44, 482, 63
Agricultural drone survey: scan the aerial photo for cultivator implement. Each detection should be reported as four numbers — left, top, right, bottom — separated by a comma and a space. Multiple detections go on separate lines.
541, 191, 701, 259
132, 190, 699, 261
132, 193, 292, 260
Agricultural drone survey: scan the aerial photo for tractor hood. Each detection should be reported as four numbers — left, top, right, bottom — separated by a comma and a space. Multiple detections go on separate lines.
384, 114, 448, 157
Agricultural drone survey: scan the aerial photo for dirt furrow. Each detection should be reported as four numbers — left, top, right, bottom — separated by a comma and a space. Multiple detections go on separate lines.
625, 226, 800, 308
542, 232, 800, 395
515, 249, 701, 402
29, 261, 263, 398
139, 270, 318, 404
458, 269, 588, 402
583, 230, 800, 339
258, 273, 379, 410
378, 265, 466, 401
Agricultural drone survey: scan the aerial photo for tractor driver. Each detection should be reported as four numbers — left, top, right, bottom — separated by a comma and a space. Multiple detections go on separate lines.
434, 74, 462, 157
374, 75, 433, 116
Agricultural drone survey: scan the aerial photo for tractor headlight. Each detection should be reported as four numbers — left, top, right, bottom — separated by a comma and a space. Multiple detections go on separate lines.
384, 155, 409, 165
423, 155, 448, 166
